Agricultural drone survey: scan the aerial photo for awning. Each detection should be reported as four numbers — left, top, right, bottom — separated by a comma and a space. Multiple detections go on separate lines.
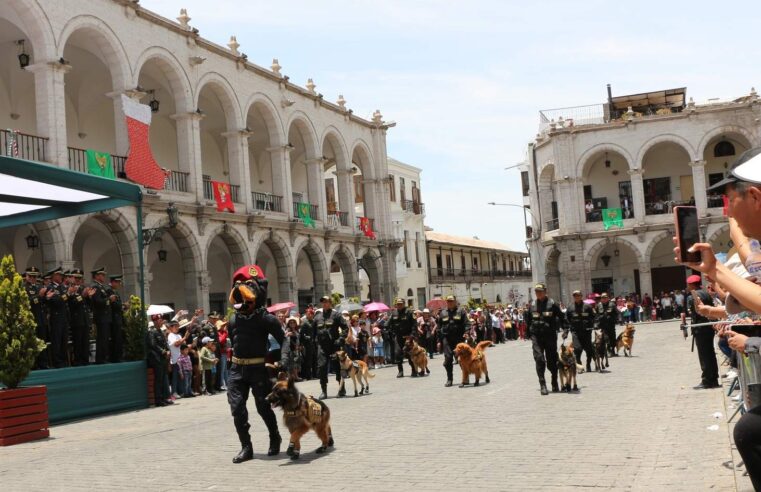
610, 87, 687, 113
0, 155, 141, 228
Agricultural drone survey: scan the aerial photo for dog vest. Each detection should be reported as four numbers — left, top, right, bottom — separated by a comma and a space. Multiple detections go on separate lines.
283, 395, 324, 425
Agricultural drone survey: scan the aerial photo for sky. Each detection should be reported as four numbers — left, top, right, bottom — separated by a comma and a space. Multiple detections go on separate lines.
145, 0, 761, 251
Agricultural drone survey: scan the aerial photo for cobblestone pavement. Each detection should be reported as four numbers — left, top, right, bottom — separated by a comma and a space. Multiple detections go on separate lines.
0, 321, 745, 491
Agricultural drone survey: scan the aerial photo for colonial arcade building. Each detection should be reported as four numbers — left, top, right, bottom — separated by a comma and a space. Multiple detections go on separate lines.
526, 86, 759, 300
0, 0, 400, 310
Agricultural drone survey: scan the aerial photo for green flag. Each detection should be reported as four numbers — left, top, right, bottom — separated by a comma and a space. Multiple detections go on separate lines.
602, 208, 624, 230
297, 202, 316, 228
86, 149, 115, 179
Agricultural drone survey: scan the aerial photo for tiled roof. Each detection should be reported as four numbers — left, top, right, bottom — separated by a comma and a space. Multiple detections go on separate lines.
425, 231, 527, 255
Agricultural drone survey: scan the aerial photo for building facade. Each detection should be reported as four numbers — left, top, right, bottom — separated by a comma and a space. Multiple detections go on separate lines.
426, 231, 532, 306
0, 0, 401, 311
526, 86, 759, 301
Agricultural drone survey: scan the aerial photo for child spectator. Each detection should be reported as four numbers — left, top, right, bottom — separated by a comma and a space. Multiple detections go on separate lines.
177, 343, 194, 397
199, 337, 218, 395
371, 326, 385, 369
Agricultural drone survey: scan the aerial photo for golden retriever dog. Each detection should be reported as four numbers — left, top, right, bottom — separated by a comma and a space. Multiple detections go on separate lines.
266, 373, 333, 460
404, 336, 430, 377
616, 324, 636, 357
453, 340, 492, 387
336, 350, 375, 397
558, 343, 578, 392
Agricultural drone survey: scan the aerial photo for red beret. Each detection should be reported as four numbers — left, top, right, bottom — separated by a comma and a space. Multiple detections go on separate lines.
686, 274, 702, 285
233, 265, 266, 283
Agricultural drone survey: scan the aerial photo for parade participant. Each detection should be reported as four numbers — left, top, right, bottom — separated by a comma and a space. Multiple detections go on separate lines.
24, 267, 48, 369
567, 290, 595, 372
67, 269, 90, 366
526, 283, 566, 395
147, 316, 172, 407
45, 267, 70, 368
313, 295, 347, 399
682, 275, 719, 389
436, 295, 467, 387
419, 308, 436, 359
108, 274, 124, 363
596, 293, 620, 356
90, 266, 113, 364
226, 265, 284, 463
299, 306, 316, 380
387, 297, 416, 378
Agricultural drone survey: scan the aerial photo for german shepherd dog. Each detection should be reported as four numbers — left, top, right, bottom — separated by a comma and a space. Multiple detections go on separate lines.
616, 324, 635, 357
453, 341, 492, 387
558, 342, 578, 392
593, 330, 609, 372
404, 336, 430, 376
336, 350, 375, 397
266, 373, 334, 460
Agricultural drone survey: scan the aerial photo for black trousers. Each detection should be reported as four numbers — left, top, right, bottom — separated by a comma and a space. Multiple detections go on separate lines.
152, 361, 169, 404
442, 341, 456, 382
694, 329, 719, 385
531, 331, 558, 384
602, 325, 616, 353
49, 317, 69, 368
734, 406, 761, 490
302, 343, 315, 379
227, 364, 279, 446
317, 349, 340, 389
573, 330, 594, 365
396, 335, 415, 373
95, 320, 111, 364
71, 323, 90, 366
110, 322, 123, 363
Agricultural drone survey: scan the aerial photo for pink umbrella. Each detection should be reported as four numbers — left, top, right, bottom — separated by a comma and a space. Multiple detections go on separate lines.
267, 302, 296, 313
363, 302, 390, 313
583, 299, 596, 306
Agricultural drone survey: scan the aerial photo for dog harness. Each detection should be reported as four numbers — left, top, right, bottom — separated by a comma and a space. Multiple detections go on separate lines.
283, 395, 324, 424
231, 356, 265, 365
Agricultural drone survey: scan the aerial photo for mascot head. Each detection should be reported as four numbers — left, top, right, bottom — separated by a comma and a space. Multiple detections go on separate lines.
230, 265, 268, 314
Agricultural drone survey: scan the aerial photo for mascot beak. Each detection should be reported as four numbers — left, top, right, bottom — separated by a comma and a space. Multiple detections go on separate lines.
229, 283, 257, 308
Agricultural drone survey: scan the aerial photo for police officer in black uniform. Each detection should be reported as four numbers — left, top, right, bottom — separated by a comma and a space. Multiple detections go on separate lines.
226, 265, 284, 463
90, 267, 113, 364
147, 317, 172, 407
682, 274, 720, 389
45, 267, 70, 368
596, 292, 619, 356
526, 283, 566, 395
24, 267, 48, 369
299, 306, 316, 380
437, 295, 468, 387
387, 297, 417, 378
313, 295, 347, 399
109, 275, 125, 363
567, 290, 596, 372
67, 269, 91, 366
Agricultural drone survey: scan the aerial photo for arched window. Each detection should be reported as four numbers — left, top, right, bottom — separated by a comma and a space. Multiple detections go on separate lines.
496, 295, 502, 303
714, 141, 736, 158
406, 288, 413, 297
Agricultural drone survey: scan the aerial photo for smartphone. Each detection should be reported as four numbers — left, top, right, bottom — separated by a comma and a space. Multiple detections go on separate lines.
674, 206, 701, 263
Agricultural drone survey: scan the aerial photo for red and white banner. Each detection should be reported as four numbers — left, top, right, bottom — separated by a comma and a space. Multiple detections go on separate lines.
212, 180, 235, 213
121, 95, 169, 190
359, 217, 376, 240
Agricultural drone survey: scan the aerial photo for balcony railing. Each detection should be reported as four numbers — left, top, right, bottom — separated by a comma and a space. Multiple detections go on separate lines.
203, 178, 240, 203
1, 129, 47, 162
546, 218, 559, 231
252, 192, 283, 213
67, 147, 126, 178
645, 199, 692, 215
402, 200, 425, 215
328, 210, 349, 227
430, 268, 532, 282
293, 202, 319, 221
165, 170, 189, 192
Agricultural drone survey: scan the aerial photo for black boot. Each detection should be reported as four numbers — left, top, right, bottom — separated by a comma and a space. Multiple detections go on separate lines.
318, 383, 327, 400
337, 386, 346, 398
396, 371, 404, 378
540, 382, 549, 396
551, 375, 559, 393
233, 443, 253, 463
267, 434, 281, 456
586, 360, 592, 372
444, 380, 452, 387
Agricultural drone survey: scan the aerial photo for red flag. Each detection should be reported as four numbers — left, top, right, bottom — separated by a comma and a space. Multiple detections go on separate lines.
722, 195, 729, 217
359, 217, 376, 239
212, 180, 235, 212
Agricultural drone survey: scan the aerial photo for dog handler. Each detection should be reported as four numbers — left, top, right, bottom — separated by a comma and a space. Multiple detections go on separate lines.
526, 283, 567, 395
436, 295, 468, 387
226, 265, 285, 463
596, 293, 620, 356
567, 290, 596, 372
313, 295, 348, 399
387, 297, 417, 378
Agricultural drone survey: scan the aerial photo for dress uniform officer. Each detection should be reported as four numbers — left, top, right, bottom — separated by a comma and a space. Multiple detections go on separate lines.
24, 267, 48, 369
526, 283, 566, 395
90, 267, 113, 364
387, 297, 417, 378
567, 290, 596, 372
226, 265, 284, 463
67, 269, 91, 366
313, 295, 348, 399
682, 274, 720, 389
109, 275, 125, 363
436, 295, 468, 387
44, 267, 70, 368
596, 293, 620, 356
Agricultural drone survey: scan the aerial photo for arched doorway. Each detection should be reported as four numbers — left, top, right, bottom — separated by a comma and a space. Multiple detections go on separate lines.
581, 149, 633, 222
649, 233, 688, 295
322, 131, 352, 226
538, 164, 559, 231
702, 133, 752, 208
328, 244, 360, 299
0, 225, 44, 273
0, 17, 38, 138
545, 247, 562, 300
206, 227, 248, 315
358, 249, 382, 302
246, 98, 285, 212
294, 240, 328, 312
352, 143, 376, 230
147, 222, 200, 310
287, 116, 321, 221
254, 233, 293, 306
588, 240, 642, 297
642, 141, 693, 215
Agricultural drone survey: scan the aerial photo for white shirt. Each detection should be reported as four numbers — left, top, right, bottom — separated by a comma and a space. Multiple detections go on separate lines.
168, 332, 182, 363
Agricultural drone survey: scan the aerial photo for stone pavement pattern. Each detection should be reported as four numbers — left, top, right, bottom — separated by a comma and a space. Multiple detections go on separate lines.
0, 321, 745, 491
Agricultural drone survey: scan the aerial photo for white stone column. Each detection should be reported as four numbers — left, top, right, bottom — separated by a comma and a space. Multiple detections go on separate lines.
222, 130, 253, 212
143, 270, 153, 305
27, 61, 70, 166
690, 160, 708, 216
639, 264, 653, 298
628, 168, 646, 224
197, 271, 210, 313
266, 146, 292, 214
305, 158, 327, 222
335, 167, 356, 226
170, 111, 204, 197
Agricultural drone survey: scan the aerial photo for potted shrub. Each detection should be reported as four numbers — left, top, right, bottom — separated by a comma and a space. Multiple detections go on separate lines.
122, 295, 152, 404
0, 255, 48, 446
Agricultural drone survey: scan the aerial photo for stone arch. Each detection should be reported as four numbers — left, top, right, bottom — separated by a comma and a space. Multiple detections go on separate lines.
328, 242, 360, 298
3, 0, 57, 61
57, 15, 132, 90
585, 237, 644, 268
195, 71, 242, 129
538, 162, 556, 188
243, 93, 285, 146
544, 246, 562, 299
707, 223, 730, 246
133, 47, 193, 112
251, 230, 295, 302
357, 246, 383, 301
697, 124, 755, 159
644, 230, 673, 266
322, 127, 351, 170
577, 143, 634, 175
203, 223, 250, 268
350, 139, 375, 179
34, 220, 65, 271
293, 237, 329, 298
286, 111, 320, 161
149, 217, 203, 307
636, 133, 697, 168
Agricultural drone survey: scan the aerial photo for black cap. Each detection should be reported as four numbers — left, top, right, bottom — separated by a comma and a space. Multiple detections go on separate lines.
91, 266, 107, 276
109, 274, 123, 282
46, 266, 63, 277
707, 147, 761, 193
70, 269, 84, 278
24, 266, 41, 276
63, 270, 72, 277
